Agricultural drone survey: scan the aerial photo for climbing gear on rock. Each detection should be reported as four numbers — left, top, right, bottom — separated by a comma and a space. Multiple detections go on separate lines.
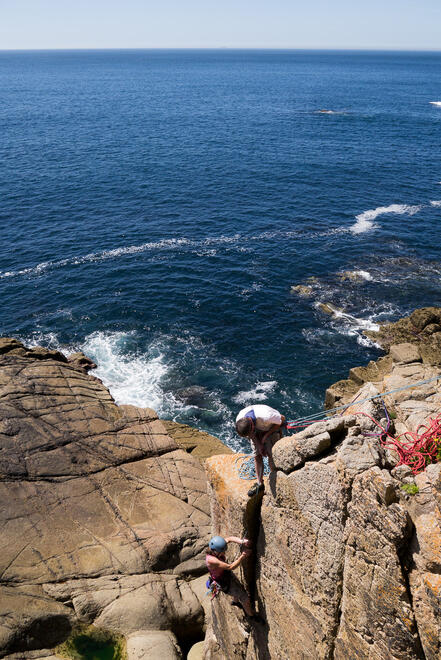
247, 482, 265, 497
209, 536, 227, 552
206, 576, 220, 599
235, 453, 270, 481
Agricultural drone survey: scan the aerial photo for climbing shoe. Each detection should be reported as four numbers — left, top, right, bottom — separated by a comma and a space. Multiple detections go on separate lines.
247, 482, 264, 497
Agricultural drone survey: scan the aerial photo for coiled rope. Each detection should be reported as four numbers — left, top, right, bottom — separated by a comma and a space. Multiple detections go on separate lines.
354, 410, 441, 475
235, 453, 270, 480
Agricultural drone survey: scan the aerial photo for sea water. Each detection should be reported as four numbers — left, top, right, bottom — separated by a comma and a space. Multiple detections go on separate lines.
1, 50, 440, 450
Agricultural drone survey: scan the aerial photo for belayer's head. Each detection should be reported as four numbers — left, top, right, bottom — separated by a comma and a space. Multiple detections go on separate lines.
209, 535, 227, 555
236, 417, 253, 438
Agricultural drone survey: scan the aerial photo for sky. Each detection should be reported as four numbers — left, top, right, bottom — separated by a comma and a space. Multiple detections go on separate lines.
1, 0, 441, 50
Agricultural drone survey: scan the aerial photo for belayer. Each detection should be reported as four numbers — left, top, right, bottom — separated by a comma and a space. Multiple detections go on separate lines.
205, 535, 255, 616
236, 404, 285, 497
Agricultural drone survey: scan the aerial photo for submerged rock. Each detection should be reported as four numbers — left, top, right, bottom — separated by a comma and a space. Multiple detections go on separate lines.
290, 284, 314, 297
338, 269, 371, 283
318, 302, 343, 316
175, 385, 210, 407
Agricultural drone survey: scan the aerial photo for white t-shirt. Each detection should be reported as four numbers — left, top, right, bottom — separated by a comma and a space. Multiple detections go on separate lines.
236, 404, 282, 431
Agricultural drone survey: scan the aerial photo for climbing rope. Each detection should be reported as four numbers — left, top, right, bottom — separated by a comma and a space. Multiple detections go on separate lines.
235, 453, 270, 480
286, 374, 440, 429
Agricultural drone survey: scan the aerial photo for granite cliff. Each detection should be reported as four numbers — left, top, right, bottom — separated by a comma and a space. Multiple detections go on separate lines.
1, 307, 441, 659
204, 307, 441, 659
0, 338, 216, 659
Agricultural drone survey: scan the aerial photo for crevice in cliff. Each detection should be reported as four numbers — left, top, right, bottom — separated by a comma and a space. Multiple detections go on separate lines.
242, 491, 265, 605
329, 473, 354, 660
397, 519, 426, 660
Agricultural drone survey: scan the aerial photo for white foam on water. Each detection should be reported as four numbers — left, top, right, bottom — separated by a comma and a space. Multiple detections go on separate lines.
338, 269, 373, 281
355, 270, 372, 281
233, 380, 278, 405
332, 309, 380, 332
314, 109, 347, 115
430, 200, 441, 207
350, 203, 422, 234
430, 102, 441, 107
79, 331, 179, 414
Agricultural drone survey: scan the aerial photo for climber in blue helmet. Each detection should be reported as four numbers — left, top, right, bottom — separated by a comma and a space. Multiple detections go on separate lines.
205, 534, 256, 616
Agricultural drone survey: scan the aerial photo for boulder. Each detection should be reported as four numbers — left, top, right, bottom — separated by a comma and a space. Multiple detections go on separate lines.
67, 352, 97, 371
390, 343, 422, 364
126, 631, 182, 660
273, 416, 346, 473
163, 420, 233, 463
290, 284, 313, 297
0, 586, 74, 657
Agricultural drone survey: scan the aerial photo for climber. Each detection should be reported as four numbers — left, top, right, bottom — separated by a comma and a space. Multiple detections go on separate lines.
236, 404, 285, 497
205, 535, 255, 616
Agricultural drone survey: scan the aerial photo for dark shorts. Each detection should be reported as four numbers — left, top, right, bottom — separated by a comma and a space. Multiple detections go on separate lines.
252, 430, 281, 457
208, 573, 250, 607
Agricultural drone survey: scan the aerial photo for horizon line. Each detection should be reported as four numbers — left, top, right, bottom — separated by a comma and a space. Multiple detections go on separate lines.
1, 46, 441, 53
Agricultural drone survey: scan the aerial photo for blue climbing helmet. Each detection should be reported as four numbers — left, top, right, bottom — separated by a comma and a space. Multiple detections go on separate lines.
209, 536, 227, 552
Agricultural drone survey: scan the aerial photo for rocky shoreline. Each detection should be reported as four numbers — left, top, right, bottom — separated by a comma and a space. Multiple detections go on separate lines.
1, 308, 441, 659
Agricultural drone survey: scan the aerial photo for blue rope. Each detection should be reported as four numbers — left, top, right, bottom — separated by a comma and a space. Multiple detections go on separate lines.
235, 453, 271, 480
286, 374, 440, 426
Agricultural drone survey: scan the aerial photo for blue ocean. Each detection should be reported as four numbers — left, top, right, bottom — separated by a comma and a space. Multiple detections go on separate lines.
1, 50, 440, 450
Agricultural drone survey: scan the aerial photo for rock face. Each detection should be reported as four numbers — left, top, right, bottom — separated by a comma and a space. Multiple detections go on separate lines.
0, 338, 211, 658
164, 420, 233, 463
204, 309, 441, 659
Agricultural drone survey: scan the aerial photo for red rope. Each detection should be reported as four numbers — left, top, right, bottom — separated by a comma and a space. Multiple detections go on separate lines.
287, 411, 441, 475
352, 411, 441, 475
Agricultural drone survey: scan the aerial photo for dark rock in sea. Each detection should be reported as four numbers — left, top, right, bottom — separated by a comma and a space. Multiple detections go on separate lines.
67, 351, 97, 371
317, 302, 343, 317
175, 385, 210, 407
290, 284, 314, 297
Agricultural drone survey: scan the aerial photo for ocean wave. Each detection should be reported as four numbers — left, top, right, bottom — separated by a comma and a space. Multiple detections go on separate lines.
0, 227, 342, 280
0, 238, 196, 280
430, 200, 441, 207
313, 109, 348, 115
80, 331, 176, 412
350, 203, 422, 234
233, 380, 278, 405
429, 101, 441, 107
314, 302, 381, 347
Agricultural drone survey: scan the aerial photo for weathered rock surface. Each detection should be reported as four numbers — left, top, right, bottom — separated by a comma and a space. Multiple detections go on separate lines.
334, 468, 421, 659
126, 630, 182, 660
272, 416, 346, 473
364, 306, 441, 362
0, 339, 210, 657
164, 420, 233, 463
